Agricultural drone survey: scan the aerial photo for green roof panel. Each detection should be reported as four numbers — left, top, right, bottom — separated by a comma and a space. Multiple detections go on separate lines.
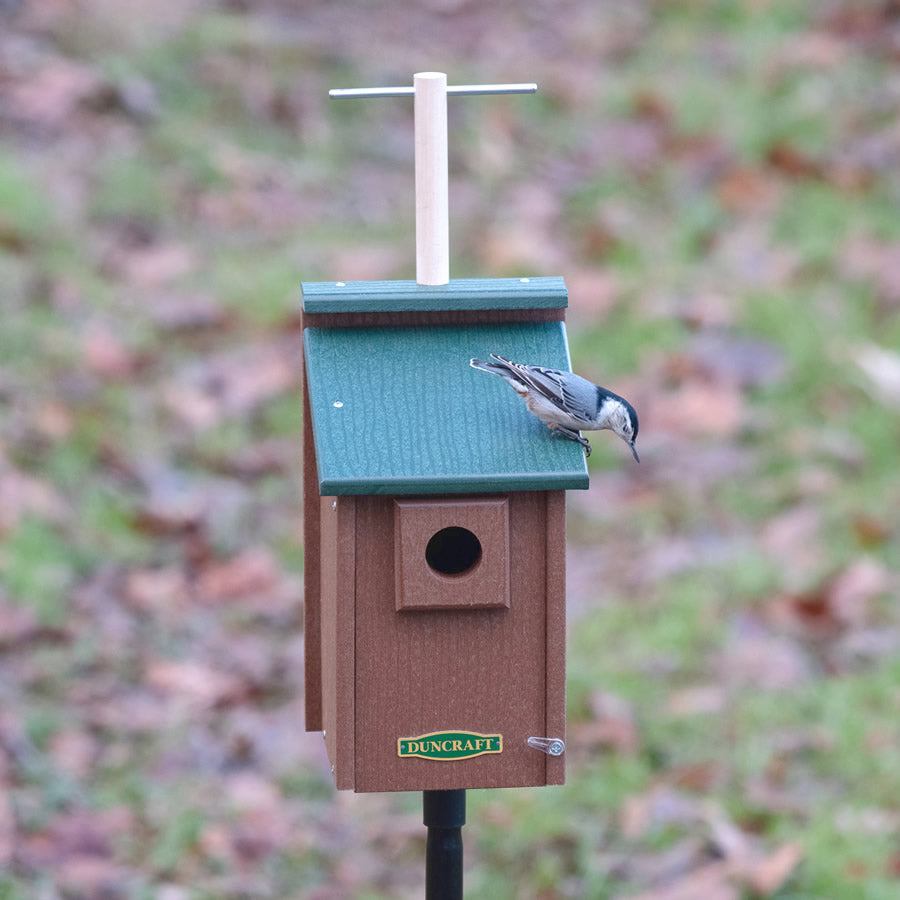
304, 320, 589, 495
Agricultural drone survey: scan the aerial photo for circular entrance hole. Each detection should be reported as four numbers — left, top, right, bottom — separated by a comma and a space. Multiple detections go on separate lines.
425, 527, 482, 576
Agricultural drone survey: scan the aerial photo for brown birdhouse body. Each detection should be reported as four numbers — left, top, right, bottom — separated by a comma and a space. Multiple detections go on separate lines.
302, 278, 585, 792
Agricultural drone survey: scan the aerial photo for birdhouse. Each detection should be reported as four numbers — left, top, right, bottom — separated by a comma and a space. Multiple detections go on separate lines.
302, 72, 588, 793
301, 277, 587, 792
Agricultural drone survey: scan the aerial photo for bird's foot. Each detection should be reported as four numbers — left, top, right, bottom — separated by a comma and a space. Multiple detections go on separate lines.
552, 426, 592, 457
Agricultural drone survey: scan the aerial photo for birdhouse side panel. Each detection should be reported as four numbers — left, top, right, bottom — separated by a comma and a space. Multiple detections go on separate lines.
544, 488, 567, 786
319, 495, 356, 790
302, 350, 323, 732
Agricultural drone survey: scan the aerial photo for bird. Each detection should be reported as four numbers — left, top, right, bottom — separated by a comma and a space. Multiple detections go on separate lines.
469, 353, 639, 461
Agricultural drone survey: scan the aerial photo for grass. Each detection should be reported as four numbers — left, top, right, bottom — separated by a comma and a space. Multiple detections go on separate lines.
1, 519, 80, 626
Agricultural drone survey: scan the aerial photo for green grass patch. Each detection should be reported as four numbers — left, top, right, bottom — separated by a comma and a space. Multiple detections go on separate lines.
0, 153, 55, 244
0, 518, 82, 626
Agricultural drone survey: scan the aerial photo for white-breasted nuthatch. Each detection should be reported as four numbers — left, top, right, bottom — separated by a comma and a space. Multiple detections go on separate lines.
470, 353, 640, 461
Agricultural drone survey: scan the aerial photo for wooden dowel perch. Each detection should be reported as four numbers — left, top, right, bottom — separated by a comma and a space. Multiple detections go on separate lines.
414, 73, 450, 286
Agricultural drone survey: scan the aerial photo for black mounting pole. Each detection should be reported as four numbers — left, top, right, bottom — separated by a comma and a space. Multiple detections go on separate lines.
423, 789, 466, 899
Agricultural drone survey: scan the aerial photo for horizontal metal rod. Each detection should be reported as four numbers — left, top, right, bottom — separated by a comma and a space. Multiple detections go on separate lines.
329, 83, 537, 99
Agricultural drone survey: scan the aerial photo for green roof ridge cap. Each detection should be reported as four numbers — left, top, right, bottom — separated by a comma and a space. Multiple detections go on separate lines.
302, 276, 567, 314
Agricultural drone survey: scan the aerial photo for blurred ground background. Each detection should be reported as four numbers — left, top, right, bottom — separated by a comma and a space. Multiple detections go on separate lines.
1, 0, 900, 897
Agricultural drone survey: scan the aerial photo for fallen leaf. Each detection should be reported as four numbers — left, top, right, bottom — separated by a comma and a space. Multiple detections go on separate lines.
134, 477, 210, 534
852, 513, 893, 547
0, 599, 41, 648
204, 632, 289, 695
0, 466, 67, 532
667, 761, 724, 792
766, 142, 824, 180
55, 856, 131, 898
598, 118, 668, 176
844, 859, 870, 880
620, 784, 703, 840
81, 325, 139, 379
834, 627, 900, 670
855, 343, 900, 409
163, 340, 298, 431
717, 166, 782, 214
160, 383, 221, 431
721, 616, 813, 690
666, 685, 727, 718
767, 558, 889, 644
150, 292, 231, 333
632, 89, 672, 126
622, 837, 711, 893
83, 690, 170, 734
105, 75, 160, 121
742, 841, 803, 895
703, 801, 755, 862
566, 268, 620, 318
197, 824, 237, 870
32, 401, 75, 441
49, 729, 97, 779
811, 427, 866, 469
776, 30, 849, 69
195, 548, 281, 605
827, 557, 890, 623
760, 505, 825, 587
822, 2, 900, 40
571, 689, 640, 754
835, 806, 900, 836
111, 242, 195, 288
327, 244, 408, 282
623, 861, 739, 900
222, 774, 297, 863
20, 806, 134, 869
745, 777, 815, 817
842, 238, 900, 307
887, 849, 900, 878
681, 333, 787, 389
126, 567, 189, 614
580, 219, 622, 259
770, 726, 834, 757
769, 586, 844, 641
716, 220, 801, 288
479, 222, 566, 273
146, 660, 244, 710
202, 438, 292, 479
645, 379, 744, 438
5, 58, 107, 131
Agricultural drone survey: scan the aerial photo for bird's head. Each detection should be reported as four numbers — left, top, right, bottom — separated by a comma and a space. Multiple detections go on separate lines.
607, 397, 640, 462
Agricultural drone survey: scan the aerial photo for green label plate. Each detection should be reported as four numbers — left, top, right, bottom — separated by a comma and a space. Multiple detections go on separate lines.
398, 730, 503, 761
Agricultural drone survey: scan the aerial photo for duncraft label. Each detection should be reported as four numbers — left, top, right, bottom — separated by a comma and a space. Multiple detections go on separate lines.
398, 731, 503, 761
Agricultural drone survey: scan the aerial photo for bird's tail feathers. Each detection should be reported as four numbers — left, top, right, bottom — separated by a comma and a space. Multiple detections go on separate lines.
470, 354, 516, 373
470, 357, 506, 374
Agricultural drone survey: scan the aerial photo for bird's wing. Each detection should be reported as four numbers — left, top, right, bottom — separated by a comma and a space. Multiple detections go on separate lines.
489, 355, 590, 418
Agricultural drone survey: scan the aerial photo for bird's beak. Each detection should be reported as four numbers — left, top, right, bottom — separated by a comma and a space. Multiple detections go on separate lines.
630, 441, 640, 463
